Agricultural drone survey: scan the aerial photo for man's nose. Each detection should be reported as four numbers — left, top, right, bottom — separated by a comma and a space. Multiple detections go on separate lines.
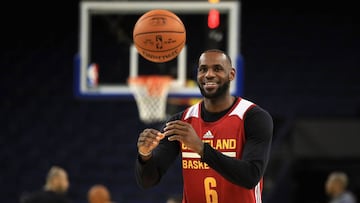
205, 68, 215, 78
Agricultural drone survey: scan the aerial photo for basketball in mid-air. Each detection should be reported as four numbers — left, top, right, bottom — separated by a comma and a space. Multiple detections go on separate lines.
133, 9, 186, 63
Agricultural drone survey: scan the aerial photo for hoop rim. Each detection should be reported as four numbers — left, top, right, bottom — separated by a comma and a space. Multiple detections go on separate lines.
127, 75, 173, 97
127, 75, 173, 85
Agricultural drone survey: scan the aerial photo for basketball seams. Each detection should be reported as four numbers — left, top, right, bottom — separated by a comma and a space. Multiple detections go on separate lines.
136, 14, 185, 27
135, 41, 185, 53
134, 31, 185, 37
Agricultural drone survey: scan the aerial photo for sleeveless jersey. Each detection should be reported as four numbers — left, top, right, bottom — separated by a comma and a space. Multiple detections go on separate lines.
180, 98, 263, 203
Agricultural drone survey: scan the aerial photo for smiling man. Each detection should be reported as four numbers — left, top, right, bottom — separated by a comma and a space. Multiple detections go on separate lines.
135, 49, 273, 203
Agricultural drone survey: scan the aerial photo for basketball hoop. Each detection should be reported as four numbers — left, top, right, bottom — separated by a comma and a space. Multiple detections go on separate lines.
128, 75, 173, 124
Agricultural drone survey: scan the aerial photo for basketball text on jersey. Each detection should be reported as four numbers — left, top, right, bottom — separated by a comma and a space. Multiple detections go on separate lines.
182, 139, 237, 151
182, 138, 237, 170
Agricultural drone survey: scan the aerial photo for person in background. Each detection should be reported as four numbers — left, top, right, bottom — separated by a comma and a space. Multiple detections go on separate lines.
325, 171, 357, 203
21, 166, 70, 203
87, 184, 112, 203
166, 194, 182, 203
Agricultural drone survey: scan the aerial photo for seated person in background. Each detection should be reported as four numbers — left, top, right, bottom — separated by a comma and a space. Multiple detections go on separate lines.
166, 194, 182, 203
21, 166, 70, 203
87, 184, 112, 203
325, 171, 357, 203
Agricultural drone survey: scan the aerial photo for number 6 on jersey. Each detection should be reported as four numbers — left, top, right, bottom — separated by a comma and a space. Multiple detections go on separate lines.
204, 177, 218, 203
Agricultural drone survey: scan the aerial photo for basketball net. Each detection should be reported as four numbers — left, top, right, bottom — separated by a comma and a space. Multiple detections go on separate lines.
128, 76, 173, 124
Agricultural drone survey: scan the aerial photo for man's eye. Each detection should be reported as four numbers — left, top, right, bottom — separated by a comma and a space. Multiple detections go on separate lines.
214, 66, 222, 71
199, 68, 206, 72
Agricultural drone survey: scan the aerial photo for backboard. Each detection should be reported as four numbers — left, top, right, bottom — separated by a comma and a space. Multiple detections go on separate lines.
75, 1, 242, 99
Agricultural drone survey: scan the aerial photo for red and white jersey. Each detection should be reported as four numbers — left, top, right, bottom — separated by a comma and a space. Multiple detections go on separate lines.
180, 98, 263, 203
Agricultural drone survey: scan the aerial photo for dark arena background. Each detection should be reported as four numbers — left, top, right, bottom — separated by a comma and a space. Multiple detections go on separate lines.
2, 1, 360, 203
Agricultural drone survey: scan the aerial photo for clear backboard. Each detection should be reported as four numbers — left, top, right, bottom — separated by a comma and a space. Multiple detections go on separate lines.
74, 1, 242, 99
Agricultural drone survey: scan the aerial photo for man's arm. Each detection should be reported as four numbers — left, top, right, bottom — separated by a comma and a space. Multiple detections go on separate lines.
201, 106, 273, 189
135, 112, 183, 188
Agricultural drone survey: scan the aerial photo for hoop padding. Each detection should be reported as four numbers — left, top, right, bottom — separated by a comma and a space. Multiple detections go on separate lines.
128, 76, 173, 123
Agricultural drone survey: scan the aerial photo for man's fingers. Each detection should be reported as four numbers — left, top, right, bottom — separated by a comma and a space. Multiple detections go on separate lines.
156, 132, 165, 140
165, 120, 187, 128
164, 120, 191, 132
138, 129, 163, 148
168, 135, 180, 142
163, 129, 184, 137
143, 129, 160, 137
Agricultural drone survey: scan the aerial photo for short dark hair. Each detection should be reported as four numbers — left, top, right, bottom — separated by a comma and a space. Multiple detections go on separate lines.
203, 49, 232, 65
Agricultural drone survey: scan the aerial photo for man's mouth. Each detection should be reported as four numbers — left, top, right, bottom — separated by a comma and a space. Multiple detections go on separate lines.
203, 82, 218, 89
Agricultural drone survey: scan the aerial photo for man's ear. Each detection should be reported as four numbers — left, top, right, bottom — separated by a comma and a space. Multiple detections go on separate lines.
230, 68, 236, 81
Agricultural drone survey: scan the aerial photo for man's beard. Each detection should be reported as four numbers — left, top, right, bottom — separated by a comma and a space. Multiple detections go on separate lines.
198, 79, 231, 99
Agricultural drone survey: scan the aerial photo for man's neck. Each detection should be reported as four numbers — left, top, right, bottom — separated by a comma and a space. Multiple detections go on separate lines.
203, 95, 235, 113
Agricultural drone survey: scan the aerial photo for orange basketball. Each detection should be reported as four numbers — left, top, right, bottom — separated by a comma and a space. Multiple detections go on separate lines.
133, 9, 186, 63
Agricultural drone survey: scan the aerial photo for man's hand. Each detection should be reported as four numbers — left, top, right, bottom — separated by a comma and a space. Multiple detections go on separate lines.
163, 120, 204, 156
137, 129, 165, 161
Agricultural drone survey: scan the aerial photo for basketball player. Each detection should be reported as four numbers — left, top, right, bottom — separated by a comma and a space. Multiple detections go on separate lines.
135, 49, 273, 203
21, 166, 70, 203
